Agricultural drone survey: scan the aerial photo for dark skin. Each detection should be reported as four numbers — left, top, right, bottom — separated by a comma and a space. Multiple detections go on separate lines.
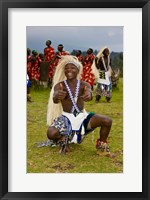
39, 53, 45, 61
30, 53, 38, 63
46, 40, 51, 47
76, 50, 83, 65
47, 63, 112, 151
53, 45, 64, 62
76, 50, 81, 57
53, 81, 91, 112
53, 66, 92, 112
57, 45, 63, 52
87, 48, 93, 55
95, 48, 110, 71
27, 48, 31, 56
84, 48, 94, 64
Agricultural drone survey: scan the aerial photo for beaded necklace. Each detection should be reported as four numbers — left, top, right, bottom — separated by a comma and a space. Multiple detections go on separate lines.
64, 80, 80, 115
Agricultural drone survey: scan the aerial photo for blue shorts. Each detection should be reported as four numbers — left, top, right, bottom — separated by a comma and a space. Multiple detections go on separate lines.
50, 112, 95, 143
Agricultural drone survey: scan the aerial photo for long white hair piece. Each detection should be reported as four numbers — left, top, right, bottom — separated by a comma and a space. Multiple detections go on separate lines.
47, 55, 83, 126
91, 46, 110, 81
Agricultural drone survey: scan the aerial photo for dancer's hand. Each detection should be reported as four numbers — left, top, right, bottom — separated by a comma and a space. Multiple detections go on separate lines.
53, 83, 67, 102
81, 85, 92, 101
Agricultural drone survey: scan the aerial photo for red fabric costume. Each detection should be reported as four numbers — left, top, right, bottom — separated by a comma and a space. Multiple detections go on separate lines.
53, 51, 70, 73
44, 46, 55, 79
82, 53, 95, 86
30, 56, 40, 81
77, 55, 83, 63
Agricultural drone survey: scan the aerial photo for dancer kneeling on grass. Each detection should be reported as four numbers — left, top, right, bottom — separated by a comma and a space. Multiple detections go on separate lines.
47, 55, 112, 155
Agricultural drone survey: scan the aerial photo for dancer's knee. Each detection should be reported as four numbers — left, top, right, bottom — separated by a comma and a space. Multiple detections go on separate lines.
105, 117, 112, 127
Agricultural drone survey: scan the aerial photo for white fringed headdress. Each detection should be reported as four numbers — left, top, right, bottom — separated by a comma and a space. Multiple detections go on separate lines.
47, 55, 83, 126
91, 46, 111, 81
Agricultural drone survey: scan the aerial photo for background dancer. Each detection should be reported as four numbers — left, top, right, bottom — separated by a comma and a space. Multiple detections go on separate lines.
92, 47, 113, 102
81, 48, 95, 90
44, 40, 55, 86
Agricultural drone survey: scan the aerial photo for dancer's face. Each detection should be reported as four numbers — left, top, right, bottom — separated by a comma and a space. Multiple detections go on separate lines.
64, 63, 79, 80
103, 48, 109, 56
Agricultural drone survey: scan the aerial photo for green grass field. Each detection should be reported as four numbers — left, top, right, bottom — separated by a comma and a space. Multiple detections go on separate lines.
27, 78, 123, 173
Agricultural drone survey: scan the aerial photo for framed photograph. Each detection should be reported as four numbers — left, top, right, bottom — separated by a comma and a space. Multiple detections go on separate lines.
0, 0, 149, 200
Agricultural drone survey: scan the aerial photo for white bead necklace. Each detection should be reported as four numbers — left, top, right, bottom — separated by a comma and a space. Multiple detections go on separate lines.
64, 80, 80, 114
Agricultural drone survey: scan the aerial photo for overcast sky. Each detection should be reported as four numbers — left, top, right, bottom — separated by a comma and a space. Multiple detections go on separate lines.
27, 26, 123, 54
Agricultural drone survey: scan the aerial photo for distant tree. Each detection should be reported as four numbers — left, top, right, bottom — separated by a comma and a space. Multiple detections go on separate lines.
93, 50, 98, 56
110, 52, 123, 77
71, 49, 76, 56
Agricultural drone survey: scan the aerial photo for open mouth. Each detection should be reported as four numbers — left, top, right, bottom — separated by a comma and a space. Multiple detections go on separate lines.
67, 72, 73, 76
